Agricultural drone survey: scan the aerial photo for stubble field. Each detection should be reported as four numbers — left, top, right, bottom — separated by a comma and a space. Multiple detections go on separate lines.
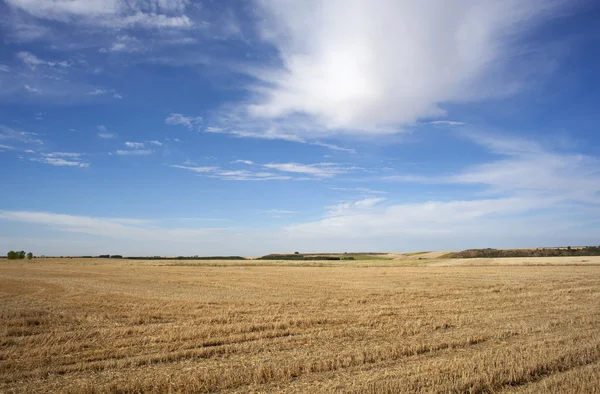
1, 257, 600, 393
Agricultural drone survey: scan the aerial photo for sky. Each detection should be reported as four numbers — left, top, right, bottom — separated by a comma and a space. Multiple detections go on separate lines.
1, 0, 600, 256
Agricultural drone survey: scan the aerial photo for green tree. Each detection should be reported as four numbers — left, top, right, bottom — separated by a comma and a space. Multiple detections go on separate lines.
7, 251, 17, 259
18, 251, 26, 259
27, 252, 33, 260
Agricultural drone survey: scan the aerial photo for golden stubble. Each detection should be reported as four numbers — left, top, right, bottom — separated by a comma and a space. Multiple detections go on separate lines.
1, 258, 599, 393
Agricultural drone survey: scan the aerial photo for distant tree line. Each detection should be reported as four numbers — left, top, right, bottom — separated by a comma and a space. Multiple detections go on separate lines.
126, 256, 246, 260
6, 251, 33, 260
446, 246, 600, 259
258, 254, 355, 261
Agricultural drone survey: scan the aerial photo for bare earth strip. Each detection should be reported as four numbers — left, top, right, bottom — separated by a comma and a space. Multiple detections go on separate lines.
1, 257, 600, 393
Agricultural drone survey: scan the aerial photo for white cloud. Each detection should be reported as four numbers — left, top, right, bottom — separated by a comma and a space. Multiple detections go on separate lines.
113, 93, 123, 99
248, 0, 566, 133
0, 210, 224, 243
124, 141, 145, 148
285, 197, 589, 242
0, 125, 44, 145
88, 89, 107, 96
5, 0, 193, 29
42, 152, 82, 158
100, 35, 146, 53
17, 51, 70, 69
24, 84, 40, 93
213, 170, 291, 181
263, 162, 347, 178
170, 165, 218, 173
98, 133, 116, 139
206, 113, 356, 152
262, 209, 296, 215
428, 120, 465, 126
165, 113, 203, 130
0, 144, 16, 150
326, 197, 386, 217
116, 149, 153, 156
386, 133, 600, 205
0, 65, 11, 72
330, 187, 387, 194
232, 160, 254, 165
31, 156, 88, 167
148, 140, 163, 146
311, 141, 356, 153
97, 125, 116, 139
170, 164, 292, 181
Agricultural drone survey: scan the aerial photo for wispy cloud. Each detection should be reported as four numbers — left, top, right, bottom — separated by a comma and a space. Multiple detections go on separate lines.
385, 133, 600, 204
17, 51, 70, 70
149, 140, 163, 146
30, 152, 88, 167
99, 35, 146, 53
172, 160, 358, 181
5, 0, 194, 30
24, 84, 40, 93
262, 209, 296, 215
330, 187, 387, 194
261, 209, 297, 218
0, 65, 11, 72
116, 149, 153, 156
427, 120, 465, 126
124, 142, 145, 149
97, 125, 116, 139
43, 152, 82, 158
0, 210, 229, 244
205, 122, 356, 153
0, 125, 44, 145
170, 165, 218, 173
165, 113, 203, 130
263, 162, 348, 178
326, 197, 387, 217
170, 164, 292, 181
88, 89, 107, 96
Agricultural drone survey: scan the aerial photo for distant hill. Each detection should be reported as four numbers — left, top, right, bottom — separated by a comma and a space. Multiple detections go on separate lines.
446, 246, 600, 258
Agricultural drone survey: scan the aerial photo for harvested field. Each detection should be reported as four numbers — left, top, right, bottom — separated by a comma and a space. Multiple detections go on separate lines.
1, 258, 600, 393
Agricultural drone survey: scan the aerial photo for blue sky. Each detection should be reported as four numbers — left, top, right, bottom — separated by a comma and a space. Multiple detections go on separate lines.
1, 0, 599, 256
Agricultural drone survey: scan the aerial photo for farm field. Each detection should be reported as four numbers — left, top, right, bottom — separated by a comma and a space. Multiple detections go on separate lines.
1, 257, 600, 393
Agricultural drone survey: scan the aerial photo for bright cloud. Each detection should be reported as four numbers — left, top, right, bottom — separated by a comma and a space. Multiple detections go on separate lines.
124, 142, 145, 149
248, 0, 566, 133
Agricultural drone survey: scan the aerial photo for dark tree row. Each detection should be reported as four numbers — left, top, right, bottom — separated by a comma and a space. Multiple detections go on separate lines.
7, 251, 33, 260
446, 246, 600, 259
